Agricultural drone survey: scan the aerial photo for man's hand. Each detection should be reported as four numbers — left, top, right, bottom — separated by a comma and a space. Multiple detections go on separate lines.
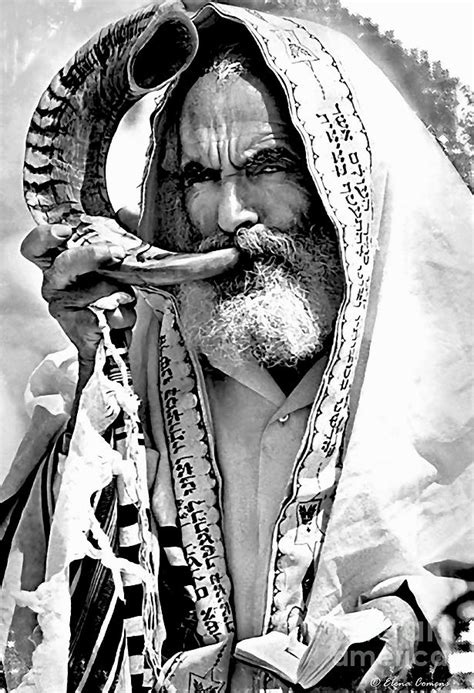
21, 223, 136, 389
356, 596, 420, 691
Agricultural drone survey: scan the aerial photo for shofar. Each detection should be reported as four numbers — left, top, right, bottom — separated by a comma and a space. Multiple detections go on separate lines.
23, 2, 239, 288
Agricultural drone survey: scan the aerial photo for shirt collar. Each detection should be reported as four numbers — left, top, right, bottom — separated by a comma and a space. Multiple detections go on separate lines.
205, 351, 328, 418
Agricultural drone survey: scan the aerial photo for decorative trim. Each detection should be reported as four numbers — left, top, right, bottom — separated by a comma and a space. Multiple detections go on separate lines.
203, 4, 374, 634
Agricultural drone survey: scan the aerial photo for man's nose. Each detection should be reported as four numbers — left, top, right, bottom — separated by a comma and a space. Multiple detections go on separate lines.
217, 180, 258, 235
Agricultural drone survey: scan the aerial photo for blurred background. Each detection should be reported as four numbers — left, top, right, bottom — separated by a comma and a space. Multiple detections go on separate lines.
0, 0, 473, 477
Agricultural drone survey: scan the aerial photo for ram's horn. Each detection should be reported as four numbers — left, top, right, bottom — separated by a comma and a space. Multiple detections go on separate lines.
23, 1, 240, 286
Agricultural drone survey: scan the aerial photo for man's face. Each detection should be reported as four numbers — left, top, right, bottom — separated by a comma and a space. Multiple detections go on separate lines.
176, 69, 344, 369
179, 69, 312, 241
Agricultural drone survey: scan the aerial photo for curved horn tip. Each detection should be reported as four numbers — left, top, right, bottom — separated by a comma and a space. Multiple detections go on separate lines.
129, 10, 198, 92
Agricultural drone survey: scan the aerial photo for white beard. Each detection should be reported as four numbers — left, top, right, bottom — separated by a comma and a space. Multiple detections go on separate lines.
177, 225, 344, 368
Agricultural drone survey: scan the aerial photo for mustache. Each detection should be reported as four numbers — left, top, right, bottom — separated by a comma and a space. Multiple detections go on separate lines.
197, 224, 301, 264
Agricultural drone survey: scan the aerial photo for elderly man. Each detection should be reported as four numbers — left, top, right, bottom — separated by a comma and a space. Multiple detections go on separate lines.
1, 2, 472, 692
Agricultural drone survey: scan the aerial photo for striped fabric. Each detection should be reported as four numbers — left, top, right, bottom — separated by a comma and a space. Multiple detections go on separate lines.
0, 334, 160, 691
90, 336, 154, 692
67, 332, 163, 692
0, 320, 204, 691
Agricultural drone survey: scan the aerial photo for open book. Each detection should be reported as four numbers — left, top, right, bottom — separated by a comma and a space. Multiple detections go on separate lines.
234, 609, 391, 689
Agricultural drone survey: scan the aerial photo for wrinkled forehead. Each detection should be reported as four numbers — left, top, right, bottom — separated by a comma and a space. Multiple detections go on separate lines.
181, 70, 280, 126
178, 70, 296, 158
176, 61, 314, 180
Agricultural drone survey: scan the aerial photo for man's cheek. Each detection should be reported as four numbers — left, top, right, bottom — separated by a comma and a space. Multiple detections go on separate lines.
250, 178, 312, 229
185, 187, 219, 240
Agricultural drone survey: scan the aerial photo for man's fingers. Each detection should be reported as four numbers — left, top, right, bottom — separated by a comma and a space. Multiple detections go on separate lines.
105, 304, 137, 331
47, 283, 135, 311
51, 304, 103, 361
457, 599, 474, 622
44, 244, 126, 291
50, 301, 136, 361
23, 226, 135, 368
21, 224, 73, 269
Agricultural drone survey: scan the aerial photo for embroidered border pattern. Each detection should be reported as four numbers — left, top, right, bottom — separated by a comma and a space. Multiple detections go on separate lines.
209, 4, 374, 633
158, 303, 234, 644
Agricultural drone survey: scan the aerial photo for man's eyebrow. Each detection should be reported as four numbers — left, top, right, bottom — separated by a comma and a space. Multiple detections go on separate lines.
245, 146, 300, 169
181, 146, 301, 177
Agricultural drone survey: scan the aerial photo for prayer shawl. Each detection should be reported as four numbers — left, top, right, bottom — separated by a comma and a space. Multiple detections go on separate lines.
1, 3, 472, 692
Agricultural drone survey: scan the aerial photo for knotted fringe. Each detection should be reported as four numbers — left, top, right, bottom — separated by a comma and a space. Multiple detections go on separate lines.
89, 307, 164, 690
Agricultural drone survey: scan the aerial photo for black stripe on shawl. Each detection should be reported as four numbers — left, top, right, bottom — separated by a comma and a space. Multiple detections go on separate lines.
69, 479, 122, 687
40, 447, 58, 541
119, 544, 140, 563
69, 482, 118, 635
86, 600, 126, 690
124, 584, 144, 618
117, 503, 139, 527
158, 525, 181, 547
127, 635, 145, 656
68, 594, 125, 692
69, 557, 82, 592
69, 554, 117, 652
131, 672, 144, 691
158, 542, 200, 660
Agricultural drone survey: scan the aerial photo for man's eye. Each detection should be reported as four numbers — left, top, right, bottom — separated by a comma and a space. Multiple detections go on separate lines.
247, 158, 298, 177
254, 164, 285, 175
183, 166, 220, 188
